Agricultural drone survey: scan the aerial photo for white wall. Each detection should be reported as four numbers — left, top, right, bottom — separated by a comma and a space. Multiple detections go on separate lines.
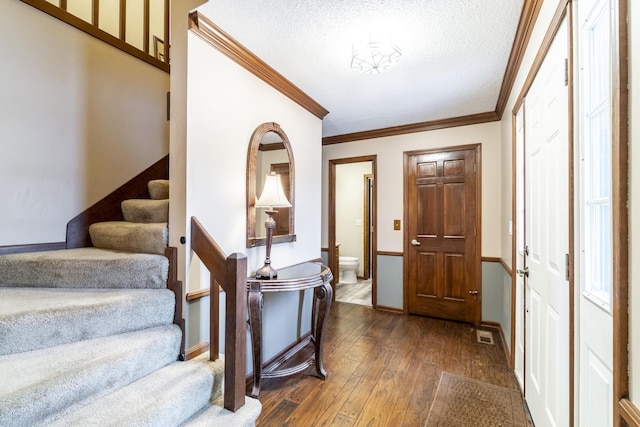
499, 0, 561, 268
0, 1, 169, 246
336, 161, 372, 277
322, 122, 502, 257
184, 30, 323, 364
169, 0, 206, 285
628, 0, 640, 407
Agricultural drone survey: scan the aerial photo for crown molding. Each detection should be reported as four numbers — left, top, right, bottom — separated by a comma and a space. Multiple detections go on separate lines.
322, 111, 500, 145
495, 0, 543, 117
189, 11, 329, 120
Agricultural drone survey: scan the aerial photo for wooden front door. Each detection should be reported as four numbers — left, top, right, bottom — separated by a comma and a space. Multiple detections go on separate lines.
404, 146, 480, 323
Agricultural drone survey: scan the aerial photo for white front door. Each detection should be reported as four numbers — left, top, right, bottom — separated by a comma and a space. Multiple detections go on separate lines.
524, 17, 570, 427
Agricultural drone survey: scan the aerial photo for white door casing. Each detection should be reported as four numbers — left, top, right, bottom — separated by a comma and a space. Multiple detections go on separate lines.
514, 105, 526, 393
524, 17, 570, 427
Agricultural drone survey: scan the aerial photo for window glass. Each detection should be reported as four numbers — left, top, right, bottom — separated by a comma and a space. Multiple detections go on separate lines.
581, 0, 612, 310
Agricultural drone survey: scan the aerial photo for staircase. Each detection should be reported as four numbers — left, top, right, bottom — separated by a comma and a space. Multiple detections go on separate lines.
0, 179, 261, 426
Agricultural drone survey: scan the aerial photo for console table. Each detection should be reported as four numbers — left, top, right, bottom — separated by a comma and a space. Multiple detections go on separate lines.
247, 262, 333, 398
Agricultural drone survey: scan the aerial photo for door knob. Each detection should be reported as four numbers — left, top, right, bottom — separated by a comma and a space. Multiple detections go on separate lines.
516, 267, 529, 277
411, 239, 421, 246
468, 290, 478, 300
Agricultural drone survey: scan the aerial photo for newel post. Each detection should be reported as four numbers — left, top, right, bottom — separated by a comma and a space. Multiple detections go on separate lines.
224, 253, 247, 412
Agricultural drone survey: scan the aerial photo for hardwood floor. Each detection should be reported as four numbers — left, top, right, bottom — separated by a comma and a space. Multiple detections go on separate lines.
255, 302, 522, 426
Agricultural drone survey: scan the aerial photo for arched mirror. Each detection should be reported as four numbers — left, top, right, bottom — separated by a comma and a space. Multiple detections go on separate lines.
247, 122, 296, 248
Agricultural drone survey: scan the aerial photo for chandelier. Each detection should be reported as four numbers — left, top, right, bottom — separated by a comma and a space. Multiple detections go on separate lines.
350, 38, 401, 74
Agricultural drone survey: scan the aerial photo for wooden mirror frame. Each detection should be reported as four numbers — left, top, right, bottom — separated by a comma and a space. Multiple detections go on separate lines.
246, 122, 296, 248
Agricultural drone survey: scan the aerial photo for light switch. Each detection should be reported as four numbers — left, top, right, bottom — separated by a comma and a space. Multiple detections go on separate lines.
355, 219, 363, 226
394, 219, 401, 230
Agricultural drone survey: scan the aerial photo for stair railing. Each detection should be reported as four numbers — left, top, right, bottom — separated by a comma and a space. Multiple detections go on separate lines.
190, 216, 247, 412
20, 0, 169, 72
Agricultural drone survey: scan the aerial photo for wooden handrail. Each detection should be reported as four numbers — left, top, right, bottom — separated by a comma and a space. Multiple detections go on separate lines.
20, 0, 169, 73
190, 216, 247, 412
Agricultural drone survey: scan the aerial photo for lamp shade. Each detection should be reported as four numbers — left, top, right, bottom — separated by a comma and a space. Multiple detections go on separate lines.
255, 173, 291, 208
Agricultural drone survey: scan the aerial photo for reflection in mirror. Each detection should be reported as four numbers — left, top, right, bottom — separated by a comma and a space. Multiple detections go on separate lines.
256, 134, 290, 238
247, 123, 296, 248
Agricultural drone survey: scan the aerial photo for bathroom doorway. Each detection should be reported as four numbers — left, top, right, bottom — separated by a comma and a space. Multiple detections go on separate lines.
328, 156, 377, 308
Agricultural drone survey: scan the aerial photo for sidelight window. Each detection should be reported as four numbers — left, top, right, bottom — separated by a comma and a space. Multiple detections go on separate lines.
580, 0, 612, 311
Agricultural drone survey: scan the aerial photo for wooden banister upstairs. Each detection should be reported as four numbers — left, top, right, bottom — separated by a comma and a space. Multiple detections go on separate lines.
190, 216, 247, 412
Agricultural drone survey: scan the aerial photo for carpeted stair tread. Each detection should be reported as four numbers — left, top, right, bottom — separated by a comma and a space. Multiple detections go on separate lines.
89, 221, 168, 255
122, 199, 169, 223
188, 352, 227, 401
44, 359, 215, 426
178, 353, 261, 427
0, 325, 182, 426
180, 395, 262, 427
0, 287, 175, 355
0, 248, 168, 289
148, 179, 169, 200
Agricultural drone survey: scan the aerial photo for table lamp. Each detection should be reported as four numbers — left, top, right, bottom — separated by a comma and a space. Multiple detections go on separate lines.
255, 172, 292, 279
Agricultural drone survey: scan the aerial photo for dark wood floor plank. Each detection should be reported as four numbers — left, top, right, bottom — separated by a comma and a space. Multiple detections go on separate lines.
255, 301, 523, 426
362, 310, 399, 341
352, 370, 399, 426
283, 369, 361, 426
390, 352, 427, 415
353, 348, 417, 427
329, 413, 357, 426
255, 399, 298, 427
341, 335, 379, 363
338, 348, 396, 419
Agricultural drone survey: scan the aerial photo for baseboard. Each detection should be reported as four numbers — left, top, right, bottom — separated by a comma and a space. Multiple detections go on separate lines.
377, 251, 403, 257
0, 242, 66, 255
376, 305, 403, 314
481, 321, 511, 364
185, 342, 210, 360
66, 154, 169, 248
186, 288, 212, 302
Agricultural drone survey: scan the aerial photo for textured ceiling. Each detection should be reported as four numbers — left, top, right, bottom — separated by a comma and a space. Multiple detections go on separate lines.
197, 0, 525, 138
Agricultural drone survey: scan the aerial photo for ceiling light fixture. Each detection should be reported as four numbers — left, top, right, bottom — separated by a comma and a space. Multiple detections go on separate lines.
350, 38, 401, 74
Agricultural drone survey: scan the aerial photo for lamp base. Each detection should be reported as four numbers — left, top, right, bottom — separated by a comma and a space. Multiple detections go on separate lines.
255, 264, 278, 280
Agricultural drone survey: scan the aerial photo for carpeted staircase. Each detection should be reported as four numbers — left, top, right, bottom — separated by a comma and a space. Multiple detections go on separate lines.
0, 179, 261, 426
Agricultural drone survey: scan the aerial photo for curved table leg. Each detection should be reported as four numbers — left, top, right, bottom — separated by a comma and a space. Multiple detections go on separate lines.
248, 286, 263, 398
312, 283, 333, 380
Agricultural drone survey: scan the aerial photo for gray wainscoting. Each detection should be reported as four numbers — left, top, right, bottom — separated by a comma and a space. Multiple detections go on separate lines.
376, 254, 403, 309
321, 250, 512, 350
481, 260, 512, 352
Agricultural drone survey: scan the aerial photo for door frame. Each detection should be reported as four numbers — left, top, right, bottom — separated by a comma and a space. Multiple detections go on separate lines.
505, 2, 634, 425
363, 174, 374, 280
328, 156, 377, 307
402, 144, 482, 323
610, 0, 630, 424
510, 4, 574, 423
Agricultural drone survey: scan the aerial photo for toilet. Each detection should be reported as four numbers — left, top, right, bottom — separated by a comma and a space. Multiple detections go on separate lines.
339, 256, 359, 285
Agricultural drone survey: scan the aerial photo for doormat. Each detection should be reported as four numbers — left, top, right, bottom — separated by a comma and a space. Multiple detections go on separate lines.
424, 372, 532, 426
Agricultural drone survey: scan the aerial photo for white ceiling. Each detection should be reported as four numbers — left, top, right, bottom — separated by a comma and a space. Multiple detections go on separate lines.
197, 0, 525, 138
